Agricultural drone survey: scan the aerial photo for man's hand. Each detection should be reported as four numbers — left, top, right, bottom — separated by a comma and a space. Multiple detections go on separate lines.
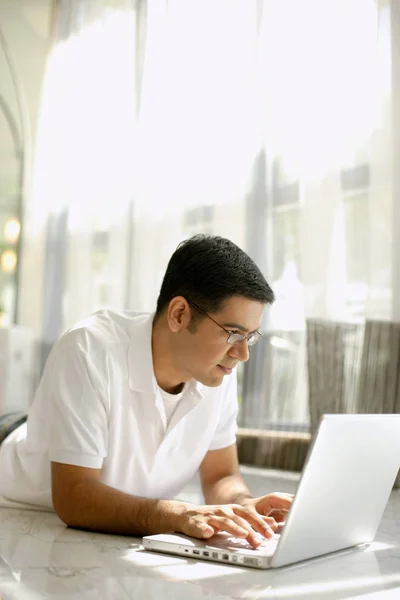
241, 492, 294, 526
176, 503, 279, 548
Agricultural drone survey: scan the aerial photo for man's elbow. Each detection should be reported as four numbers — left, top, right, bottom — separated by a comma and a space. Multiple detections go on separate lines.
52, 488, 79, 527
51, 461, 101, 528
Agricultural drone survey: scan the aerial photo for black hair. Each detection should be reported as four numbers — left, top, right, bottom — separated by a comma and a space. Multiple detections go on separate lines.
155, 234, 274, 321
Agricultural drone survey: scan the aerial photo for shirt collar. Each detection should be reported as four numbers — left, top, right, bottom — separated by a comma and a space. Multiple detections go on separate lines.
127, 312, 204, 400
128, 312, 158, 394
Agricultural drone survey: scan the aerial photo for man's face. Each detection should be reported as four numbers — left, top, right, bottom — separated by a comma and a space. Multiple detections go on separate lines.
173, 296, 264, 387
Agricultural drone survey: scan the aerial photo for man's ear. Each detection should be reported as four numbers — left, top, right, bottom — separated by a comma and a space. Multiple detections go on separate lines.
167, 297, 192, 333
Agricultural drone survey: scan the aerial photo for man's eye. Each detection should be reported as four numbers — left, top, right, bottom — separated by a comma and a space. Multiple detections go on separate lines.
228, 330, 239, 335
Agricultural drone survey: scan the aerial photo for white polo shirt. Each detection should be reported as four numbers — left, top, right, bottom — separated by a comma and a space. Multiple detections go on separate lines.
0, 310, 238, 509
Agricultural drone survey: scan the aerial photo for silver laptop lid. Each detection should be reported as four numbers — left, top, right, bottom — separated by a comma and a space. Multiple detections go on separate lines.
271, 414, 400, 567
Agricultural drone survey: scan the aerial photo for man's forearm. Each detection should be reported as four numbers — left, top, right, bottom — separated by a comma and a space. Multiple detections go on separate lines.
56, 478, 190, 536
202, 473, 253, 505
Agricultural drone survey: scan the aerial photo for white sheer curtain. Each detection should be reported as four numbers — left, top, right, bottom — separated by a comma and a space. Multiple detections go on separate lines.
20, 0, 394, 428
128, 0, 263, 310
258, 0, 391, 324
20, 0, 137, 350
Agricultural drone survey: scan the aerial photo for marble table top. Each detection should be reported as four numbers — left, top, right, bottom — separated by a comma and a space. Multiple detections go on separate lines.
0, 468, 399, 599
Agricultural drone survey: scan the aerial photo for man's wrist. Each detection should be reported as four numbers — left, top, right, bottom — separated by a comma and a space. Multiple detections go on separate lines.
163, 499, 192, 531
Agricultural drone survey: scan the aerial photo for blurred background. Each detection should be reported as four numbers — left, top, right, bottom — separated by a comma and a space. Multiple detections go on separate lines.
0, 0, 398, 470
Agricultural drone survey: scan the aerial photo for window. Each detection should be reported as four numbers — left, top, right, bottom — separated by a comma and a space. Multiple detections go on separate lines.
272, 208, 301, 282
0, 100, 21, 326
343, 191, 369, 318
183, 204, 214, 237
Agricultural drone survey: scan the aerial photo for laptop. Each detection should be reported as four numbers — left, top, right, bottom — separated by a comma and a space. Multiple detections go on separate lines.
143, 414, 400, 569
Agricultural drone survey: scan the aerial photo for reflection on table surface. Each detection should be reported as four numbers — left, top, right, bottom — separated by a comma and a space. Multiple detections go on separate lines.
0, 493, 399, 600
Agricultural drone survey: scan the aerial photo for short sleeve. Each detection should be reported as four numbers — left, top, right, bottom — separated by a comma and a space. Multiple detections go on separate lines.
208, 372, 238, 451
45, 338, 109, 469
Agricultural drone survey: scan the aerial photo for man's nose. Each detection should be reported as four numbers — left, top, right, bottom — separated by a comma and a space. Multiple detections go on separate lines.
228, 339, 250, 363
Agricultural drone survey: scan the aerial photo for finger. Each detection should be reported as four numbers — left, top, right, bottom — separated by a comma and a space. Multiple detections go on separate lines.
209, 518, 264, 549
279, 493, 294, 501
261, 516, 279, 531
187, 520, 215, 539
233, 507, 276, 538
213, 512, 274, 548
264, 493, 293, 514
232, 512, 277, 540
206, 515, 253, 540
216, 512, 257, 536
268, 509, 288, 522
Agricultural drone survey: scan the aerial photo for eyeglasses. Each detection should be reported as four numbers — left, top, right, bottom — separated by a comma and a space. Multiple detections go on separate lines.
187, 300, 262, 346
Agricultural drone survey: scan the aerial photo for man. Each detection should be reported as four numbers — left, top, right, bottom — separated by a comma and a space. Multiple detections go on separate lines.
0, 235, 292, 547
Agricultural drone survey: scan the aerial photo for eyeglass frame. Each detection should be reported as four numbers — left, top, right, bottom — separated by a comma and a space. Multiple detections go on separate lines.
187, 300, 262, 346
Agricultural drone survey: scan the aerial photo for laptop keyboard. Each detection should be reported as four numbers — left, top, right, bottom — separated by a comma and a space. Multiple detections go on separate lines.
206, 534, 281, 557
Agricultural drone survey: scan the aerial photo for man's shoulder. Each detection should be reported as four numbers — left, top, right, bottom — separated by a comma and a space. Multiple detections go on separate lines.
56, 309, 153, 355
